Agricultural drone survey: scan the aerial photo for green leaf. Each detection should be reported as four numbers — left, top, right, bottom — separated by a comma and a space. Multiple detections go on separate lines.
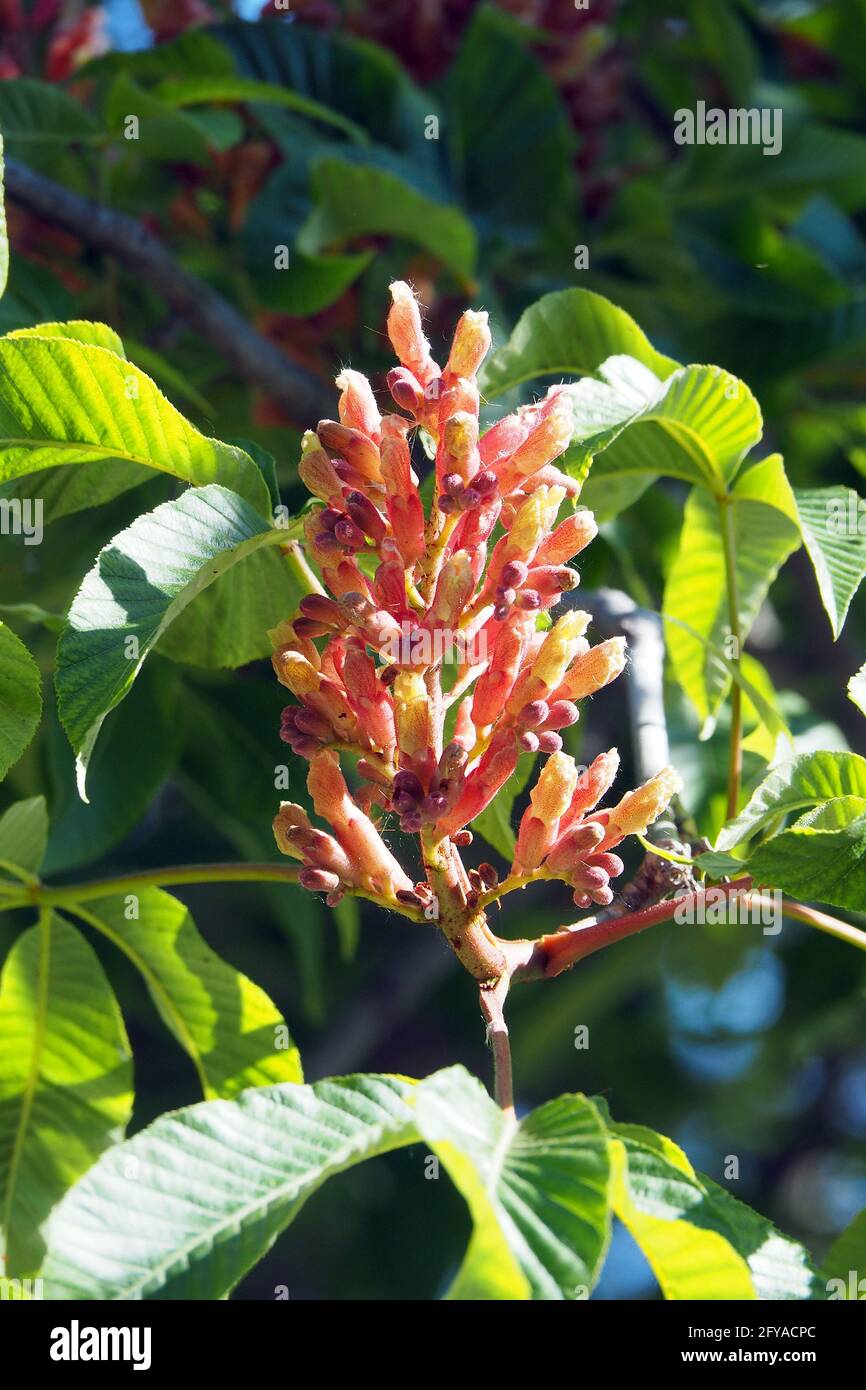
821, 1206, 866, 1297
611, 1121, 821, 1299
104, 74, 212, 164
471, 751, 535, 860
479, 288, 679, 399
747, 811, 866, 912
611, 1140, 755, 1300
153, 74, 368, 145
55, 484, 286, 795
445, 4, 574, 243
0, 337, 270, 514
695, 849, 748, 880
716, 750, 866, 852
848, 662, 866, 718
72, 889, 302, 1098
155, 543, 309, 669
42, 1073, 418, 1300
0, 913, 133, 1276
299, 158, 476, 279
43, 661, 183, 876
5, 319, 126, 355
0, 80, 98, 187
416, 1067, 611, 1301
0, 797, 48, 877
794, 486, 866, 639
570, 359, 764, 493
0, 621, 41, 782
660, 610, 790, 748
664, 457, 800, 724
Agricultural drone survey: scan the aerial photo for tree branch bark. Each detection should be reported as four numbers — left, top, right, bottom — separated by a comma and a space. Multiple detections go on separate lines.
4, 158, 334, 426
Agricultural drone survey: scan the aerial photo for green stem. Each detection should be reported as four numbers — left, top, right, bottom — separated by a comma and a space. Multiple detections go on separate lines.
281, 539, 325, 596
720, 494, 742, 820
0, 862, 423, 921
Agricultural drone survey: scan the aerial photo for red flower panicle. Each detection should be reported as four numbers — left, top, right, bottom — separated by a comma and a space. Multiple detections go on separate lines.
272, 282, 681, 913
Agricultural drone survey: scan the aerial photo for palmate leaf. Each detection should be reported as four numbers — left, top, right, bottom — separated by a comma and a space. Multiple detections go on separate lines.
794, 486, 866, 639
0, 621, 41, 782
54, 484, 289, 795
416, 1068, 611, 1301
611, 1120, 821, 1300
479, 287, 679, 399
43, 1074, 419, 1300
716, 750, 866, 851
71, 889, 302, 1098
0, 912, 133, 1277
0, 336, 270, 515
664, 456, 801, 726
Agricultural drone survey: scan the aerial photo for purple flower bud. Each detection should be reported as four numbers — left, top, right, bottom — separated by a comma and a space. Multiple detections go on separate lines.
518, 700, 549, 729
461, 488, 481, 510
518, 589, 541, 611
538, 731, 563, 754
439, 494, 459, 514
519, 731, 540, 752
493, 603, 511, 622
500, 560, 528, 588
300, 867, 341, 894
473, 470, 498, 497
393, 770, 424, 801
400, 810, 424, 833
443, 472, 464, 496
544, 700, 580, 730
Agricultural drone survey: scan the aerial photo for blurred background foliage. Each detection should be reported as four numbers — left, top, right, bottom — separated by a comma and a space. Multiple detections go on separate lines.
1, 0, 865, 1298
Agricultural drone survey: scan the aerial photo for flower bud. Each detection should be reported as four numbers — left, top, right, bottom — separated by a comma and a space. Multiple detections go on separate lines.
553, 637, 627, 703
535, 509, 597, 566
299, 431, 343, 503
380, 418, 425, 566
446, 309, 491, 380
273, 802, 313, 859
557, 749, 620, 835
308, 750, 413, 895
497, 387, 573, 488
388, 366, 425, 415
543, 700, 579, 730
545, 821, 606, 873
336, 368, 381, 442
472, 619, 525, 727
597, 766, 683, 850
388, 280, 438, 386
318, 420, 382, 483
345, 490, 387, 544
299, 867, 341, 894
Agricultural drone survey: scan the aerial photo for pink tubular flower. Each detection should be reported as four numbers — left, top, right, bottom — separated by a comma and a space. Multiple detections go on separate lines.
307, 750, 414, 898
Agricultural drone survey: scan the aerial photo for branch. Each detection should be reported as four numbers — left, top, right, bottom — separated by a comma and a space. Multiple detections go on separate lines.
4, 158, 334, 425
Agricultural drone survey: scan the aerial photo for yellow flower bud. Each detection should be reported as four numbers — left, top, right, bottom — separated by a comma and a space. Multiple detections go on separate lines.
530, 752, 579, 824
600, 766, 683, 847
532, 610, 592, 692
